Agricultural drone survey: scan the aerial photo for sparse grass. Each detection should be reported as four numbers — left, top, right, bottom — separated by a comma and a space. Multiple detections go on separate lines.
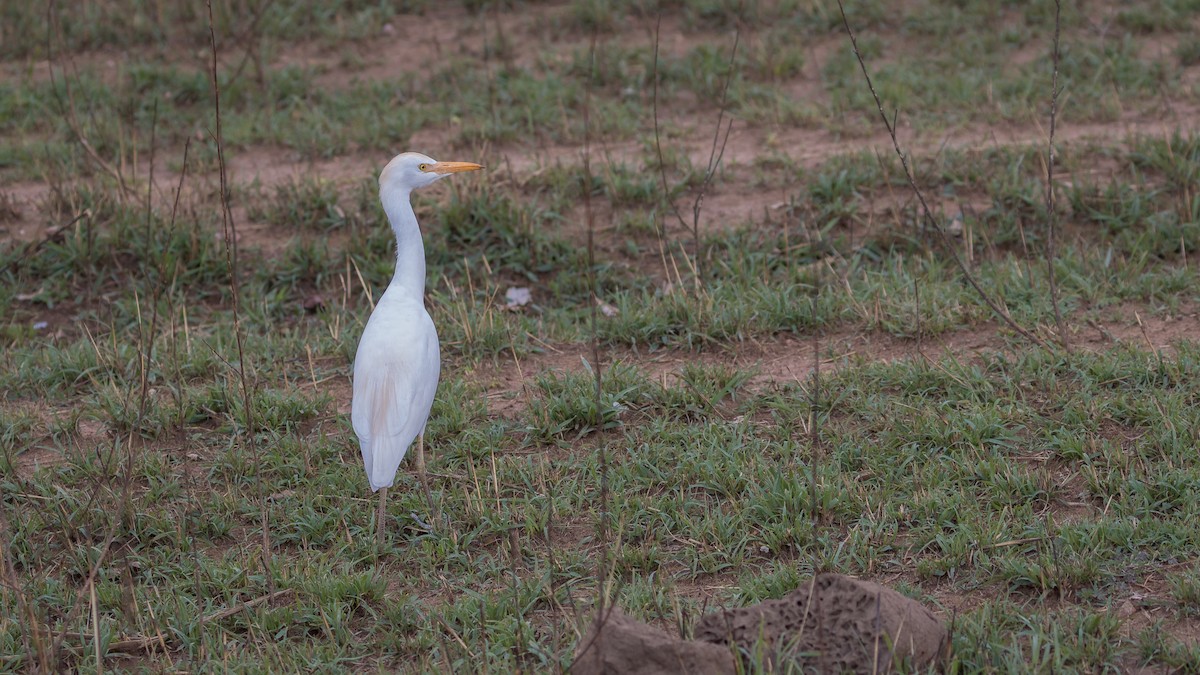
4, 0, 1200, 672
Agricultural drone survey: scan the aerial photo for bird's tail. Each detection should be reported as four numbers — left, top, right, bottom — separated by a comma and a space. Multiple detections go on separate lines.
365, 438, 407, 492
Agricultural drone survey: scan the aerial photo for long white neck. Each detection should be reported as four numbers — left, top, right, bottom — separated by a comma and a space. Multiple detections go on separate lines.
380, 186, 427, 296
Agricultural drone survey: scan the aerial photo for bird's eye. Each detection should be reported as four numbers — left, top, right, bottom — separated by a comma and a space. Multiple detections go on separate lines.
418, 163, 429, 171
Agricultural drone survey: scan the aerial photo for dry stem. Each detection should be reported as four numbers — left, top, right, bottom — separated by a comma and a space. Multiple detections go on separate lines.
206, 0, 272, 588
835, 0, 1048, 350
652, 15, 739, 294
1045, 0, 1069, 351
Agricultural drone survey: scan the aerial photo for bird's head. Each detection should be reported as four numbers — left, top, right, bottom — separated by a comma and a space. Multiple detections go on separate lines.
379, 152, 484, 195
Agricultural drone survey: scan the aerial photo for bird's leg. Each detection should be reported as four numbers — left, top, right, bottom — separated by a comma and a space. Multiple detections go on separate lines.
415, 433, 441, 524
375, 486, 388, 551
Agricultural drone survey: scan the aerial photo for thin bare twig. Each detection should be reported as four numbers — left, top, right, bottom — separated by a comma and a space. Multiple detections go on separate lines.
652, 14, 690, 237
45, 1, 135, 200
835, 1, 1048, 349
5, 210, 90, 273
582, 30, 610, 623
1046, 0, 1069, 351
651, 15, 739, 293
201, 589, 294, 625
691, 31, 740, 287
222, 0, 278, 91
206, 0, 272, 584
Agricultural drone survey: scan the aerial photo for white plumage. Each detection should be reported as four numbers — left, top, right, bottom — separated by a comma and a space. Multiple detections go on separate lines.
351, 151, 482, 540
351, 292, 439, 491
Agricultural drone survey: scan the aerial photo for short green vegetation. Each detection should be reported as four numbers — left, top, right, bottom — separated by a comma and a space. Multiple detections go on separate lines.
2, 0, 1200, 671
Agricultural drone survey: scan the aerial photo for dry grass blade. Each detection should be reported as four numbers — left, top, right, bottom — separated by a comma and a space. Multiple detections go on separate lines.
53, 590, 295, 658
0, 509, 40, 669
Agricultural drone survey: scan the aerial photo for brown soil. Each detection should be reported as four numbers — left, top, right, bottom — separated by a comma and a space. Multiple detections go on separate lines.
460, 300, 1199, 428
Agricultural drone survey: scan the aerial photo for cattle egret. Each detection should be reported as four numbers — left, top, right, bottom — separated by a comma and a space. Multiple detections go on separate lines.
352, 151, 483, 545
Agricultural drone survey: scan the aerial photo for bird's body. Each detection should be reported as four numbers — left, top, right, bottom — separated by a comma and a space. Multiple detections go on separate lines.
350, 151, 482, 541
352, 290, 439, 491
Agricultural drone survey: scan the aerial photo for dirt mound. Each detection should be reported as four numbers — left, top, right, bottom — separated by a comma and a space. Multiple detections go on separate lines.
572, 607, 737, 675
573, 574, 946, 675
695, 573, 947, 673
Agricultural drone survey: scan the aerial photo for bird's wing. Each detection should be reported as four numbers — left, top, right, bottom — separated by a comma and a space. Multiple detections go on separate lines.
351, 358, 438, 492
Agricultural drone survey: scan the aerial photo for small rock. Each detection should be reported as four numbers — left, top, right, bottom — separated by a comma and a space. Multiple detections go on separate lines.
302, 294, 325, 312
504, 286, 531, 309
946, 213, 964, 236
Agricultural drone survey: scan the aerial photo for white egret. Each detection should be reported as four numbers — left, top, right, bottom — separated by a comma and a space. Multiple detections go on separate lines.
352, 151, 483, 545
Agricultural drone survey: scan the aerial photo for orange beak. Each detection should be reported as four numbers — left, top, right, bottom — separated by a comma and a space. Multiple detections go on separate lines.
429, 161, 484, 174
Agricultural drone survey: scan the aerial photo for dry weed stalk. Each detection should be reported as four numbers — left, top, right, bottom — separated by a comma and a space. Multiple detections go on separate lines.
1045, 0, 1069, 351
133, 102, 160, 435
808, 230, 823, 525
652, 15, 739, 295
45, 448, 134, 666
45, 1, 136, 200
582, 28, 610, 623
566, 30, 633, 675
206, 0, 273, 584
835, 0, 1048, 350
223, 0, 277, 90
32, 99, 161, 667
